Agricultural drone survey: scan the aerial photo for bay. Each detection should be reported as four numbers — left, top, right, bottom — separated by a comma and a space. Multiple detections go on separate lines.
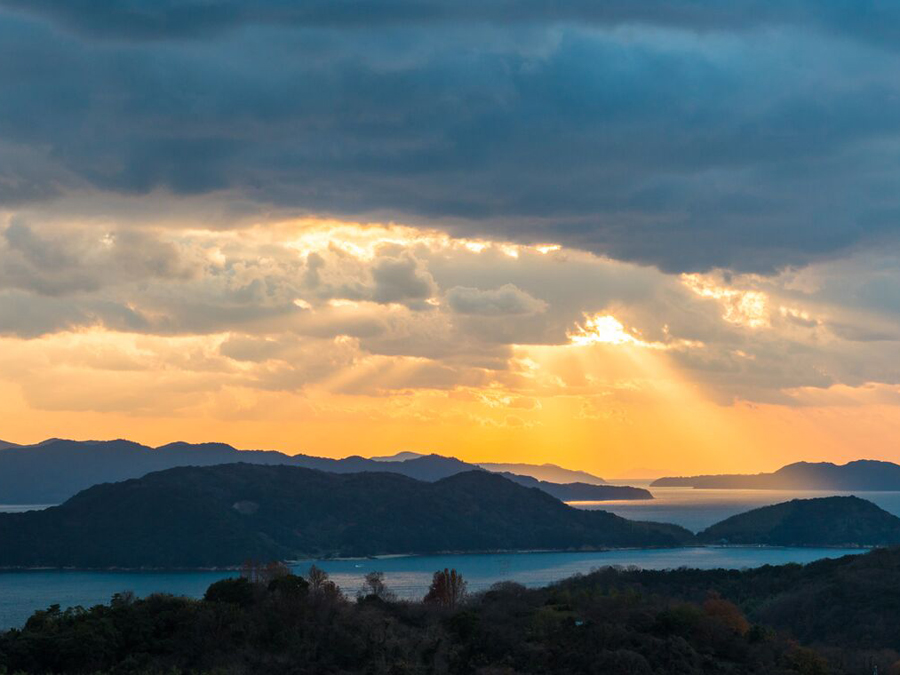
580, 481, 900, 531
1, 486, 892, 630
0, 546, 865, 630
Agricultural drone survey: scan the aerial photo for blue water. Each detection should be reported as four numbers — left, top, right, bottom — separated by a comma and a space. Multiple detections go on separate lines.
0, 486, 890, 630
0, 547, 866, 630
582, 483, 900, 531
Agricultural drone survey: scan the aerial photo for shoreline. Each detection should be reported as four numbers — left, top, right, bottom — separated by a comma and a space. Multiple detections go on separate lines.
0, 543, 872, 573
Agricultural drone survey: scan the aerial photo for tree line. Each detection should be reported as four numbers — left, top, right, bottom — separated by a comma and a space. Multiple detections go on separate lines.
0, 563, 862, 675
5, 549, 900, 673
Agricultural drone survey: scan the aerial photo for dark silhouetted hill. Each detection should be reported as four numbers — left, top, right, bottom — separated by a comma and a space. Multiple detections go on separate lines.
0, 439, 18, 450
369, 451, 425, 462
652, 459, 900, 490
371, 453, 607, 485
0, 464, 693, 568
497, 473, 650, 500
0, 440, 644, 504
478, 461, 606, 485
698, 496, 900, 546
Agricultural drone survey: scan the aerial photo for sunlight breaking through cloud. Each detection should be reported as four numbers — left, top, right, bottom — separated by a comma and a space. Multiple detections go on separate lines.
567, 314, 702, 351
681, 273, 770, 328
568, 315, 650, 347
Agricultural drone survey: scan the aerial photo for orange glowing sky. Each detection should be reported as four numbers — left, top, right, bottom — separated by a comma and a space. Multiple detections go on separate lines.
2, 217, 900, 477
7, 7, 900, 477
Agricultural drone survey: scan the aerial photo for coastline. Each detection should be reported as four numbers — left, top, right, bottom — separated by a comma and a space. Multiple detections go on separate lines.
0, 543, 872, 573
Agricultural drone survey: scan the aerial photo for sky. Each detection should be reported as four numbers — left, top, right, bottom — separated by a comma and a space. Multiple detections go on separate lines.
2, 2, 900, 476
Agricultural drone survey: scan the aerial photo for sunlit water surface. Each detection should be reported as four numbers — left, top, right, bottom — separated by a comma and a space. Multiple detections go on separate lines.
582, 481, 900, 531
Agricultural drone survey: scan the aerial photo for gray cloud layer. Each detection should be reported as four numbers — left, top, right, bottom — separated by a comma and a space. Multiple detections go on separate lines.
2, 3, 900, 271
7, 1, 900, 44
2, 218, 899, 405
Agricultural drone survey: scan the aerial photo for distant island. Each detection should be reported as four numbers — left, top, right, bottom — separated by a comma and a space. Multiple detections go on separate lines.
372, 452, 609, 485
0, 438, 639, 505
493, 473, 650, 501
2, 465, 899, 569
0, 465, 690, 568
652, 459, 900, 490
477, 462, 607, 485
697, 496, 900, 546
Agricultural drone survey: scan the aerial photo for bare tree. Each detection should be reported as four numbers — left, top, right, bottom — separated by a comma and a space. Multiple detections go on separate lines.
308, 564, 329, 594
358, 570, 395, 601
424, 568, 467, 609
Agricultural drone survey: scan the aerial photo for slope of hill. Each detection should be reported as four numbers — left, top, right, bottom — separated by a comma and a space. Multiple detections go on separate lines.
697, 496, 900, 546
0, 465, 693, 568
478, 461, 606, 485
652, 459, 900, 490
369, 451, 425, 462
371, 453, 608, 485
0, 440, 18, 450
387, 454, 478, 481
0, 440, 643, 504
497, 473, 650, 500
0, 439, 300, 504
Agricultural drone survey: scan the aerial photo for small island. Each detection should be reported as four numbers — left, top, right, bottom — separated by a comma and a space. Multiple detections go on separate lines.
653, 459, 900, 491
697, 496, 900, 546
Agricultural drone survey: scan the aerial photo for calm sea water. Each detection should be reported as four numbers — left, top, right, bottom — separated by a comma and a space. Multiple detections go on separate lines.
0, 486, 890, 630
0, 547, 865, 630
582, 482, 900, 531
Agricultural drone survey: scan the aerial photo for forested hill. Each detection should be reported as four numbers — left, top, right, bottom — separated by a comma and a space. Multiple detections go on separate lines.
0, 438, 636, 504
0, 439, 631, 504
698, 496, 900, 546
0, 465, 692, 568
652, 459, 900, 490
495, 473, 651, 501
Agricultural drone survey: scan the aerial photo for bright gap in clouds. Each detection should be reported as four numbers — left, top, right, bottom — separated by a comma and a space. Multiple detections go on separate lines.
568, 314, 664, 349
0, 216, 899, 474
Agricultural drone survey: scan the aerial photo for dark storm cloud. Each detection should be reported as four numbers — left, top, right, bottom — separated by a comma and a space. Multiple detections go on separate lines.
7, 1, 900, 44
2, 4, 900, 271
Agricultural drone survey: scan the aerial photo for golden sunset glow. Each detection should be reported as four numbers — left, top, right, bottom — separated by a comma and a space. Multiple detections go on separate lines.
1, 213, 898, 477
0, 0, 899, 491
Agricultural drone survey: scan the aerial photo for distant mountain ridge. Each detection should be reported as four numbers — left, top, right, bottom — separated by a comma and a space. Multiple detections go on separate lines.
1, 467, 897, 569
477, 462, 606, 485
0, 465, 692, 568
370, 452, 607, 484
494, 472, 650, 501
0, 439, 19, 450
0, 439, 639, 504
652, 460, 900, 490
698, 496, 900, 546
369, 451, 425, 462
